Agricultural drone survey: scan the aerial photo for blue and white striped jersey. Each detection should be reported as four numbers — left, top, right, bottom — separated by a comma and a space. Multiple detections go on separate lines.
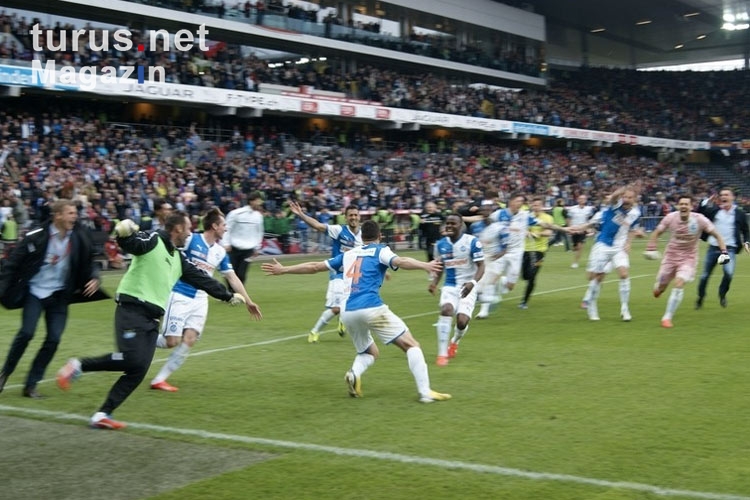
173, 233, 233, 299
435, 233, 484, 287
489, 208, 538, 252
326, 243, 397, 311
471, 220, 509, 258
590, 202, 641, 249
326, 224, 363, 279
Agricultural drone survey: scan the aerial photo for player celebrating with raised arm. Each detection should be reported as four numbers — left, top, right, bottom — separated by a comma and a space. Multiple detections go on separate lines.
262, 220, 450, 403
288, 200, 362, 343
430, 213, 485, 366
150, 208, 262, 392
644, 195, 727, 328
569, 186, 641, 322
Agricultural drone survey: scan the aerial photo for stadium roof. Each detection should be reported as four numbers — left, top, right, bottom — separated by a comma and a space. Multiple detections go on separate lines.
515, 0, 748, 68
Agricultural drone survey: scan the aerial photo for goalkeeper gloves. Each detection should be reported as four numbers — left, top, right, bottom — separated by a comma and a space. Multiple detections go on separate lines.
229, 293, 247, 306
114, 219, 139, 238
717, 251, 730, 265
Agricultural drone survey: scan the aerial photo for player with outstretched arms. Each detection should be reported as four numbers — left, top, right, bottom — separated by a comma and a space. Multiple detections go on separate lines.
288, 200, 362, 343
262, 220, 450, 403
569, 186, 641, 322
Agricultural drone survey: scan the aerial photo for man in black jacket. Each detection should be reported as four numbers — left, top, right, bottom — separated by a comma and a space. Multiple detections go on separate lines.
419, 202, 445, 262
696, 189, 750, 309
0, 199, 100, 398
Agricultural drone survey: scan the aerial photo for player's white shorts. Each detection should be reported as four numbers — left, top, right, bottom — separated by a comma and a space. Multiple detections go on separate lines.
325, 278, 346, 309
586, 242, 629, 274
439, 285, 477, 318
160, 292, 208, 338
341, 305, 408, 354
497, 249, 523, 284
483, 256, 504, 280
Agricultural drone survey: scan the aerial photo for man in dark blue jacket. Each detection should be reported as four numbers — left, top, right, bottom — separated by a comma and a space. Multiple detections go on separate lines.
0, 199, 100, 398
696, 189, 750, 309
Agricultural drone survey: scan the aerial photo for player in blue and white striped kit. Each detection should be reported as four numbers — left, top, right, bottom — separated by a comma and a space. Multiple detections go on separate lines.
150, 208, 262, 392
262, 220, 450, 403
430, 214, 484, 365
470, 202, 509, 319
288, 200, 362, 343
569, 186, 641, 321
465, 194, 563, 319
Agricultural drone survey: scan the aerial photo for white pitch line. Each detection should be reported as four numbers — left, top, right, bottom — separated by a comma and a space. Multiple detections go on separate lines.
0, 405, 748, 500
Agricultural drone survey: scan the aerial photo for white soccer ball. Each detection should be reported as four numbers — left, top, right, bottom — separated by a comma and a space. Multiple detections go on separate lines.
643, 250, 661, 260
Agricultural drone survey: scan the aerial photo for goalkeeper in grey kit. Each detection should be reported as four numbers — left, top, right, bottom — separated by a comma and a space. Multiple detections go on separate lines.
56, 211, 249, 430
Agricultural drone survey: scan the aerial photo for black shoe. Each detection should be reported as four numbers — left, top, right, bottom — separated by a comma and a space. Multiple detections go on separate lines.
695, 297, 703, 310
22, 387, 46, 399
0, 371, 7, 394
720, 296, 727, 308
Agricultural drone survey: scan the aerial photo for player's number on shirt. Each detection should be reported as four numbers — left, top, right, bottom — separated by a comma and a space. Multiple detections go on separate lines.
345, 257, 363, 284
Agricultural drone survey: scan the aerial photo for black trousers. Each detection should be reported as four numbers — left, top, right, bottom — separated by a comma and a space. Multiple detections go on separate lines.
81, 302, 159, 415
1, 291, 68, 390
229, 247, 255, 285
522, 251, 546, 303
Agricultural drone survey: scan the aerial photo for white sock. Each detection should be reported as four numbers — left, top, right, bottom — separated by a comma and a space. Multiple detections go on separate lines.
406, 347, 431, 398
436, 316, 452, 357
152, 343, 190, 384
312, 309, 336, 333
451, 326, 468, 344
587, 280, 601, 303
499, 276, 509, 295
582, 280, 595, 302
478, 277, 501, 305
664, 288, 684, 320
156, 335, 168, 349
351, 353, 375, 378
478, 303, 491, 315
619, 278, 631, 310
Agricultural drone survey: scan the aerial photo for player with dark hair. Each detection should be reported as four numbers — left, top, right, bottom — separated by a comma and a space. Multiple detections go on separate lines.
645, 195, 727, 327
430, 213, 484, 365
150, 208, 262, 392
288, 200, 362, 343
57, 211, 247, 429
262, 220, 450, 403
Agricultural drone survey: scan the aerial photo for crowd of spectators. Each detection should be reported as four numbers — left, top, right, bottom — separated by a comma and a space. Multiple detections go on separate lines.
125, 0, 541, 77
5, 10, 749, 142
2, 107, 747, 259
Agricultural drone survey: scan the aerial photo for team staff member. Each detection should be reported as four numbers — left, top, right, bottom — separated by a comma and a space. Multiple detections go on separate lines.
567, 195, 595, 269
56, 211, 246, 430
695, 188, 750, 309
224, 191, 265, 285
0, 199, 100, 399
419, 202, 444, 262
519, 197, 554, 309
